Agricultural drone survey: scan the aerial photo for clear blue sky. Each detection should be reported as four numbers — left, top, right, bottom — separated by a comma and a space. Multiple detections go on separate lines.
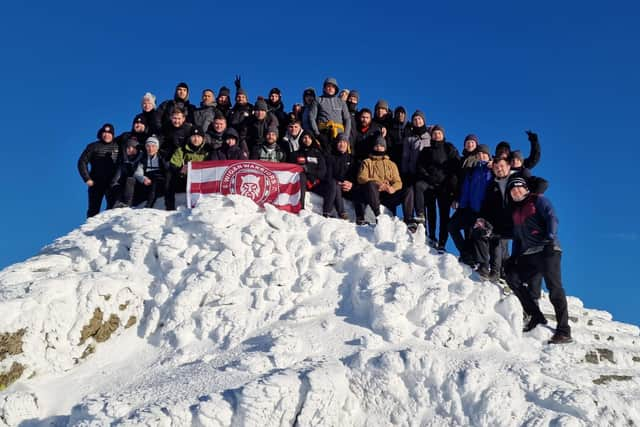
1, 1, 638, 325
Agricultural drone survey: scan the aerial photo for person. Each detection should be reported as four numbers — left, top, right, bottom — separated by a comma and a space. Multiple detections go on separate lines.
134, 136, 171, 209
77, 123, 120, 217
245, 98, 279, 152
250, 126, 286, 162
388, 106, 408, 166
355, 136, 414, 225
290, 131, 327, 210
216, 86, 232, 118
448, 144, 493, 265
400, 110, 431, 222
266, 87, 289, 137
228, 86, 253, 138
345, 90, 359, 143
353, 108, 384, 162
372, 99, 393, 135
280, 120, 304, 159
111, 138, 143, 208
505, 177, 572, 344
168, 127, 213, 209
117, 115, 150, 152
222, 128, 248, 160
309, 77, 351, 154
325, 133, 358, 219
193, 88, 219, 134
415, 125, 460, 251
301, 87, 317, 133
160, 108, 192, 160
206, 113, 228, 148
139, 92, 162, 135
338, 88, 350, 102
157, 82, 196, 128
495, 130, 541, 169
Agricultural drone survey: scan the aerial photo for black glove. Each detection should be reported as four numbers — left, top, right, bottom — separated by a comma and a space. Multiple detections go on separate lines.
525, 130, 538, 142
234, 75, 242, 90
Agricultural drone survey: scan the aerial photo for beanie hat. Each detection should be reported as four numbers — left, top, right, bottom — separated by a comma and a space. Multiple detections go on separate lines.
507, 177, 529, 191
145, 136, 160, 147
394, 106, 406, 115
336, 132, 350, 143
431, 124, 445, 136
464, 134, 479, 145
97, 123, 115, 139
373, 136, 387, 149
132, 114, 148, 127
303, 87, 316, 99
476, 144, 491, 156
176, 82, 189, 91
266, 125, 279, 137
375, 99, 390, 111
224, 128, 239, 140
254, 99, 268, 111
237, 88, 248, 97
496, 141, 511, 156
126, 137, 139, 148
348, 90, 359, 100
323, 77, 339, 91
511, 150, 524, 162
191, 126, 205, 137
218, 86, 231, 97
412, 110, 426, 122
269, 87, 281, 96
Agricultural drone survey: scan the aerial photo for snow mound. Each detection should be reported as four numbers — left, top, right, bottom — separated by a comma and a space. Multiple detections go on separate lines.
1, 195, 639, 426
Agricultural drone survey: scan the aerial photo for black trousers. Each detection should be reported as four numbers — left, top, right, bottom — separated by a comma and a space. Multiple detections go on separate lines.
298, 174, 331, 211
139, 171, 171, 209
448, 208, 476, 257
471, 231, 510, 274
354, 181, 414, 219
505, 247, 571, 336
87, 180, 115, 218
417, 182, 452, 244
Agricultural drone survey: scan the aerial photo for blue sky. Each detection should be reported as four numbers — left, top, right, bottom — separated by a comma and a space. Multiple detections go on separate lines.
1, 1, 638, 325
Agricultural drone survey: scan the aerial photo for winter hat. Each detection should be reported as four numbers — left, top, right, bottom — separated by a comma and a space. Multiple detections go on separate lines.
464, 134, 479, 145
266, 125, 279, 137
145, 136, 160, 147
349, 90, 359, 100
431, 124, 445, 136
507, 177, 529, 191
97, 123, 115, 139
254, 99, 268, 111
237, 87, 248, 97
191, 126, 205, 137
176, 82, 189, 92
336, 132, 350, 143
323, 77, 339, 91
375, 99, 390, 111
511, 150, 524, 162
477, 144, 492, 156
224, 128, 239, 140
394, 106, 406, 115
269, 87, 281, 96
412, 110, 426, 122
126, 137, 139, 149
303, 87, 316, 99
218, 86, 231, 97
496, 141, 511, 156
132, 114, 148, 127
373, 136, 387, 150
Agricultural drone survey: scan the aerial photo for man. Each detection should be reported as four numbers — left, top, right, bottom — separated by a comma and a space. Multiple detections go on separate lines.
216, 86, 232, 118
160, 108, 192, 160
118, 115, 150, 152
77, 123, 120, 217
506, 177, 572, 344
168, 127, 213, 209
245, 98, 279, 152
280, 120, 304, 159
111, 138, 143, 208
134, 136, 171, 209
355, 136, 414, 225
388, 106, 408, 166
250, 126, 286, 162
325, 133, 358, 219
373, 99, 393, 134
157, 82, 195, 128
193, 88, 219, 134
228, 87, 253, 138
400, 110, 431, 222
206, 113, 228, 148
309, 77, 351, 154
139, 92, 162, 135
267, 87, 289, 136
353, 108, 384, 162
346, 90, 359, 143
290, 131, 327, 210
495, 130, 541, 169
222, 128, 249, 160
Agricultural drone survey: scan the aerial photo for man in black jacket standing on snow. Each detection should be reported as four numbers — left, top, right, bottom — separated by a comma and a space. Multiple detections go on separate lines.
77, 123, 120, 217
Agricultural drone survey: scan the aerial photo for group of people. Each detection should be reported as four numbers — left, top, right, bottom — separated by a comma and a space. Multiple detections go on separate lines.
77, 76, 572, 344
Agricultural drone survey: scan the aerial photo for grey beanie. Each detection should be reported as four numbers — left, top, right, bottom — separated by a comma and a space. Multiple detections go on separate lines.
145, 136, 160, 147
374, 136, 387, 149
266, 125, 279, 137
375, 99, 390, 111
323, 77, 339, 91
412, 110, 426, 122
254, 99, 268, 111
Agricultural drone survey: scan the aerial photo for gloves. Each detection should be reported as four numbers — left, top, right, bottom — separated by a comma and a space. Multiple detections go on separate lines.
525, 130, 538, 142
234, 75, 242, 90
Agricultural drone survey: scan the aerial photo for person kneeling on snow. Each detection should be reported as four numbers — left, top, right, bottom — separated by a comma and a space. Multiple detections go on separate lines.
354, 136, 414, 225
505, 177, 572, 344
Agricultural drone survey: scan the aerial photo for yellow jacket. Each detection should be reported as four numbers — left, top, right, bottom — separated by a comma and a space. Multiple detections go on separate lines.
357, 155, 403, 191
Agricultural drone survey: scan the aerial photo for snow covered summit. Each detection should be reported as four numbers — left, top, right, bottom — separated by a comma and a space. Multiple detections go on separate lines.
1, 195, 639, 426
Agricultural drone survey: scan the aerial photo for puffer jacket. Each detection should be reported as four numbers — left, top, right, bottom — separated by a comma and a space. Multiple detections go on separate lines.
357, 154, 403, 191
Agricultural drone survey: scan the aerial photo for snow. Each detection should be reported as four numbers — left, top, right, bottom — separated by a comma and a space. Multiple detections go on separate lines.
1, 194, 639, 426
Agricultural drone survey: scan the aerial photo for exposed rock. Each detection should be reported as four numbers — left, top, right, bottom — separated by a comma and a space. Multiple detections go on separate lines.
633, 356, 640, 363
585, 348, 615, 364
0, 329, 26, 362
0, 362, 25, 390
125, 316, 137, 329
79, 308, 120, 345
593, 375, 633, 385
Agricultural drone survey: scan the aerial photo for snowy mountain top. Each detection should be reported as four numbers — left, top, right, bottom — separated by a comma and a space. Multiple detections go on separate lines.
1, 195, 639, 426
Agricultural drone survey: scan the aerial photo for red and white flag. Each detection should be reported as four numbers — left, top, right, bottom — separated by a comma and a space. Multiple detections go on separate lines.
187, 160, 304, 213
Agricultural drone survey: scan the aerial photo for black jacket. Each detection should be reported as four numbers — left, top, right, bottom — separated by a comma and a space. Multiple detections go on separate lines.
157, 98, 196, 127
245, 113, 279, 151
159, 123, 193, 160
416, 140, 460, 192
353, 123, 384, 161
140, 110, 162, 136
291, 145, 327, 183
224, 143, 249, 160
78, 140, 120, 183
111, 152, 143, 186
328, 151, 358, 182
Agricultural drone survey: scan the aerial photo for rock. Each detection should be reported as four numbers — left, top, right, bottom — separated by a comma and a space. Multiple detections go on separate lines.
592, 375, 632, 385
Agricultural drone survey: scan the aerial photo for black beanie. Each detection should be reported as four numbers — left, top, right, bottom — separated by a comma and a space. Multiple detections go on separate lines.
477, 144, 491, 156
176, 82, 189, 92
224, 128, 239, 140
218, 86, 231, 97
269, 87, 281, 96
496, 141, 511, 156
508, 177, 529, 191
97, 123, 115, 139
191, 126, 205, 137
412, 110, 426, 122
132, 114, 148, 127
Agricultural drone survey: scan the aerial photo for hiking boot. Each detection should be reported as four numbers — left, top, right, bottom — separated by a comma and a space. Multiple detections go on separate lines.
548, 333, 573, 345
427, 238, 438, 248
523, 316, 548, 332
356, 217, 367, 226
437, 245, 446, 254
113, 201, 128, 209
487, 271, 500, 282
322, 212, 331, 218
413, 214, 426, 224
477, 266, 490, 278
339, 212, 349, 220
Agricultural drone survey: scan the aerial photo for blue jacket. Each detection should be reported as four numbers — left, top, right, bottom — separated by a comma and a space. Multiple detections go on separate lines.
458, 160, 493, 212
511, 193, 560, 257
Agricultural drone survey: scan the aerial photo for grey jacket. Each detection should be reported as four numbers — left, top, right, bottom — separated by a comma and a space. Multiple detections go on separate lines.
401, 131, 431, 175
309, 94, 351, 137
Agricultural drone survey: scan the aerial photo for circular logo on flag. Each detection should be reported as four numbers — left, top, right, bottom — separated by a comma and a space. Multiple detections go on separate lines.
220, 162, 279, 206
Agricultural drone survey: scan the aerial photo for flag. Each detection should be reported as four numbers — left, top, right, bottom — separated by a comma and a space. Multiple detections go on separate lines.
187, 160, 304, 213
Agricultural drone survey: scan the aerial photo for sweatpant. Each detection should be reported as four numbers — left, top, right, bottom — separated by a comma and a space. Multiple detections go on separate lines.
505, 247, 571, 336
